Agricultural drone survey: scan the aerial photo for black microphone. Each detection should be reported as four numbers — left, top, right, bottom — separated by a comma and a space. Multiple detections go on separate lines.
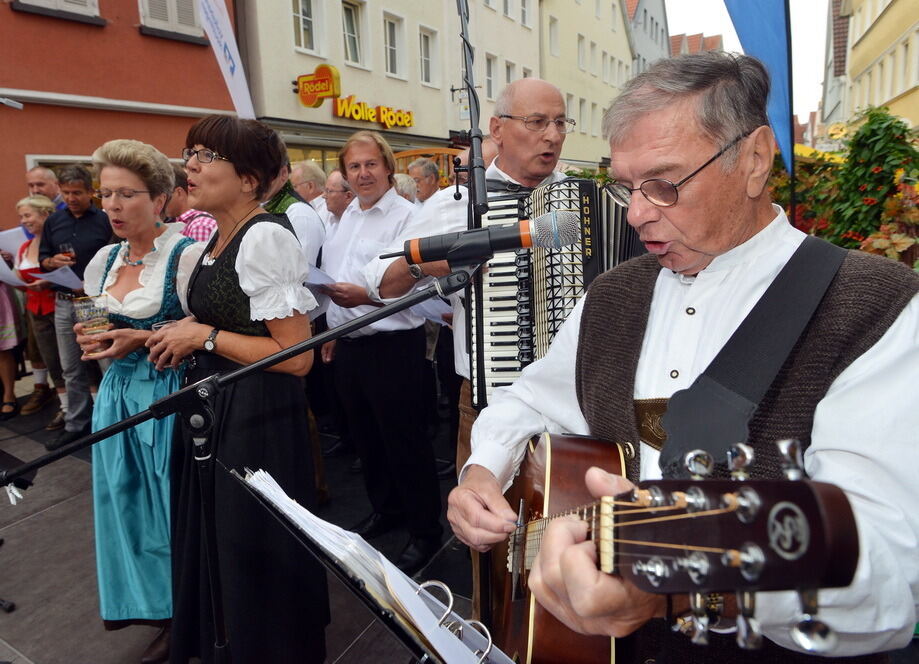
379, 210, 581, 265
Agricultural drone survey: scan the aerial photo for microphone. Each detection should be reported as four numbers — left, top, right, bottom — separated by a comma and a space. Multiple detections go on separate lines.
380, 210, 581, 265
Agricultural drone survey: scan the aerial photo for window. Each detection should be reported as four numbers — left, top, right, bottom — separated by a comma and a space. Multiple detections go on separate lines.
611, 2, 617, 30
595, 0, 602, 17
549, 16, 560, 56
522, 67, 532, 78
590, 41, 598, 76
643, 9, 647, 30
578, 34, 586, 70
591, 103, 599, 136
484, 0, 495, 8
140, 0, 201, 37
506, 61, 516, 84
342, 1, 363, 65
486, 54, 497, 99
293, 0, 317, 52
419, 28, 437, 85
901, 40, 910, 93
602, 51, 609, 82
618, 60, 624, 84
503, 0, 511, 17
15, 0, 100, 18
566, 93, 575, 118
383, 15, 403, 76
579, 98, 587, 134
520, 0, 529, 26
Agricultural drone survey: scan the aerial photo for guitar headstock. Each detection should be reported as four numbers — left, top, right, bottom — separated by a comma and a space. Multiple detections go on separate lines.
595, 442, 858, 652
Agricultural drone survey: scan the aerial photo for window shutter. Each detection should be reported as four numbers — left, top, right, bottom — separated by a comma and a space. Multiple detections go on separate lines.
175, 0, 197, 29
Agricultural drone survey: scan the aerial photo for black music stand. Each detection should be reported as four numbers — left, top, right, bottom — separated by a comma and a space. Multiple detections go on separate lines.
0, 448, 37, 616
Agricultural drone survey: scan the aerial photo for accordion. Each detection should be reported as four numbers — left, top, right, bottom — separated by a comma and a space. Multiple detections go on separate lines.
468, 178, 644, 409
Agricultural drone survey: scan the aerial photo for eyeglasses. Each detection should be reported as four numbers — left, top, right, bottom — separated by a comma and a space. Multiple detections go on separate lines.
182, 147, 230, 164
605, 132, 751, 208
498, 114, 577, 134
95, 188, 151, 200
325, 188, 351, 194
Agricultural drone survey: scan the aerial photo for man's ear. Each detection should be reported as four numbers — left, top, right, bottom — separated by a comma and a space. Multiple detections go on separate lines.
489, 115, 503, 145
746, 125, 775, 199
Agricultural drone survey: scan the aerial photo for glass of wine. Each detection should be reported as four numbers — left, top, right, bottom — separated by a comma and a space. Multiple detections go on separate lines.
58, 242, 76, 261
73, 296, 110, 356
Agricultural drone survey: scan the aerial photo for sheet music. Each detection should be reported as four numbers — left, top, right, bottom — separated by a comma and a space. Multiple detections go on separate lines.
0, 228, 27, 256
0, 260, 26, 287
245, 469, 511, 663
40, 267, 83, 290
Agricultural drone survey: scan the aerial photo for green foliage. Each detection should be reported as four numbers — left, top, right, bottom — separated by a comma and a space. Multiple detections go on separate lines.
826, 107, 919, 246
564, 168, 613, 186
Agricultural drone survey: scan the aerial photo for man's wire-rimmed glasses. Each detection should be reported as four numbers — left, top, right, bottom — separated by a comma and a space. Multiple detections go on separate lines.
498, 114, 577, 134
182, 147, 231, 164
605, 131, 752, 208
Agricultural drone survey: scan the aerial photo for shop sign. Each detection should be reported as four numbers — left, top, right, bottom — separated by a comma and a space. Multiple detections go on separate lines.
333, 95, 415, 129
296, 65, 341, 108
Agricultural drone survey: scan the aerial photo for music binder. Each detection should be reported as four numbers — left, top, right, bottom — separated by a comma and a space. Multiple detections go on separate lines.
232, 467, 515, 664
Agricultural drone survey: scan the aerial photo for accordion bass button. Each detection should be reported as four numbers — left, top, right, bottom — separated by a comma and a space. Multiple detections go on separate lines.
622, 442, 636, 459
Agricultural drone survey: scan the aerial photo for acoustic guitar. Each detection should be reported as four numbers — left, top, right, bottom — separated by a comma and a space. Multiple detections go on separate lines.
484, 433, 858, 663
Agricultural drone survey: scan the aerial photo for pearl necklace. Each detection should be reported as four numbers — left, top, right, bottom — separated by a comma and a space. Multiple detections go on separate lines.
122, 243, 155, 266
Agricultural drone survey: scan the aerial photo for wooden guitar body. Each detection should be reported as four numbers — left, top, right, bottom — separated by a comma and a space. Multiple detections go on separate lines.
486, 433, 625, 664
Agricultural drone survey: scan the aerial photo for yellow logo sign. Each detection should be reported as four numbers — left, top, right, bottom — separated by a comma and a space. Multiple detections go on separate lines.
333, 95, 415, 129
297, 65, 341, 108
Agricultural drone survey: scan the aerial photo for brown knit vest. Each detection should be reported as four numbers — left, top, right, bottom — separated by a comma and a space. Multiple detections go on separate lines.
574, 249, 918, 664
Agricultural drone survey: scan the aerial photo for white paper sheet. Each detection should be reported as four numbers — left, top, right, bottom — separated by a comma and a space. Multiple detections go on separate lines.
409, 297, 452, 325
0, 260, 26, 287
40, 267, 83, 290
0, 228, 27, 257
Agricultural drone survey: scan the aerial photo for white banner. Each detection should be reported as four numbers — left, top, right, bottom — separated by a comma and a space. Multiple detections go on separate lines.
198, 0, 255, 119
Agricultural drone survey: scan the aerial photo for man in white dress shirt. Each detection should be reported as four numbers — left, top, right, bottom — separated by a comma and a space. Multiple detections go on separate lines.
321, 169, 354, 242
407, 157, 440, 206
369, 79, 574, 467
320, 130, 442, 576
447, 53, 919, 662
291, 160, 328, 219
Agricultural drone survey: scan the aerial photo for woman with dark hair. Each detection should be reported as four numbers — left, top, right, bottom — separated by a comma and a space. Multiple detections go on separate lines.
147, 115, 328, 663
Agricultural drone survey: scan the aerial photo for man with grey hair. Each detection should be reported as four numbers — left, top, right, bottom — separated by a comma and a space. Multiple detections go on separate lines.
447, 52, 919, 662
291, 159, 328, 218
407, 157, 440, 205
26, 166, 65, 210
393, 173, 418, 203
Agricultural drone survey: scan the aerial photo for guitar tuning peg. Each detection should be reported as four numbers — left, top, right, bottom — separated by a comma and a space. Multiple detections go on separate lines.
687, 591, 710, 645
727, 443, 754, 480
683, 450, 714, 479
735, 591, 762, 649
791, 588, 838, 653
775, 439, 805, 480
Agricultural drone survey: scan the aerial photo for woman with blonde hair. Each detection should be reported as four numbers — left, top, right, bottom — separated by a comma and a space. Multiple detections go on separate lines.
13, 194, 66, 425
75, 138, 203, 663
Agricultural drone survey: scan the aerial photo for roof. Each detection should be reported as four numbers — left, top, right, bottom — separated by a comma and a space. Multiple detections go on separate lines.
670, 33, 724, 55
626, 0, 640, 21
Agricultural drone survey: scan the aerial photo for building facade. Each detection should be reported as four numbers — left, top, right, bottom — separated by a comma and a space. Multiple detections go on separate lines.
0, 0, 235, 228
627, 0, 671, 75
539, 0, 634, 168
238, 0, 541, 170
821, 0, 851, 127
840, 0, 918, 126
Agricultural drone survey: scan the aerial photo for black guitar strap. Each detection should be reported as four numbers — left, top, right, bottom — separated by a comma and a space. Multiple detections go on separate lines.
659, 235, 847, 478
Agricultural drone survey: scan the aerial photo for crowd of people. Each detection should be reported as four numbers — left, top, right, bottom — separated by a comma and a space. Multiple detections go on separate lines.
2, 50, 917, 664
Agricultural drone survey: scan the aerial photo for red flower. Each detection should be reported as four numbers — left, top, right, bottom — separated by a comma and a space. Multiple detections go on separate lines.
862, 197, 878, 205
859, 184, 868, 191
871, 166, 883, 173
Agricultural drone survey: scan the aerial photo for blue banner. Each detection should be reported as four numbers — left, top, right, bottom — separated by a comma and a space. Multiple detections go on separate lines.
724, 0, 793, 174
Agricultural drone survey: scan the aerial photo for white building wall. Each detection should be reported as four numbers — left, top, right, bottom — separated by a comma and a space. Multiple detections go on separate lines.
240, 0, 540, 155
629, 0, 671, 75
540, 0, 634, 168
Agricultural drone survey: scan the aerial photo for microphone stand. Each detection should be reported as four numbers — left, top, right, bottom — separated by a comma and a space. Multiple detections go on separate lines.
456, 0, 488, 217
0, 266, 479, 664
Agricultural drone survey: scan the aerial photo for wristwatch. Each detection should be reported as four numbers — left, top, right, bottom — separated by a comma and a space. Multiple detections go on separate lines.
407, 263, 425, 280
203, 328, 219, 352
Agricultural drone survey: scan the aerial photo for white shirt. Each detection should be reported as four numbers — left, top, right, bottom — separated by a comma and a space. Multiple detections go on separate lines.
200, 221, 318, 319
84, 223, 204, 316
285, 201, 326, 268
466, 209, 919, 656
324, 187, 426, 336
364, 161, 568, 378
309, 195, 328, 220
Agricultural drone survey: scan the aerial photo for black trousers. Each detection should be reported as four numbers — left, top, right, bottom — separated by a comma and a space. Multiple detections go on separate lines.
333, 326, 442, 539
